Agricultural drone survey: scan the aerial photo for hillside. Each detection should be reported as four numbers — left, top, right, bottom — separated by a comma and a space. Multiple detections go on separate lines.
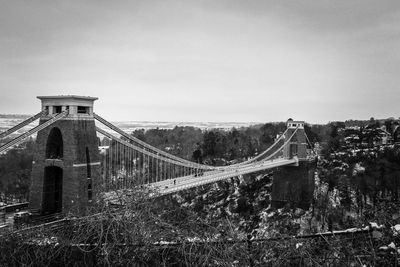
1, 119, 400, 265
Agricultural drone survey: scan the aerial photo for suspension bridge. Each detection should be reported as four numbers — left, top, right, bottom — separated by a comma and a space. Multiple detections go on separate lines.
0, 95, 315, 215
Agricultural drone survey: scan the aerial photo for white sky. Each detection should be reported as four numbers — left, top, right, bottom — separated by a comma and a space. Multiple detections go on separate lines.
0, 0, 399, 123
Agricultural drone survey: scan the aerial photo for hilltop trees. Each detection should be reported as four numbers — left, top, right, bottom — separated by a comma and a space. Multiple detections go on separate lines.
131, 126, 203, 159
129, 123, 288, 166
0, 140, 34, 203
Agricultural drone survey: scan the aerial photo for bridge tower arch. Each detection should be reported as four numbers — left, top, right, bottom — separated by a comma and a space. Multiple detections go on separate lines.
46, 127, 63, 159
29, 95, 100, 215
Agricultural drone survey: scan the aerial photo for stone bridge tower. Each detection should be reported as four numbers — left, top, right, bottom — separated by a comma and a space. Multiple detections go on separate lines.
29, 95, 100, 215
283, 119, 307, 160
272, 119, 316, 209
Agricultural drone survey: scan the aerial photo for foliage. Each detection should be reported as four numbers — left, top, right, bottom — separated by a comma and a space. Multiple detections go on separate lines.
1, 186, 399, 266
131, 126, 203, 160
0, 139, 34, 202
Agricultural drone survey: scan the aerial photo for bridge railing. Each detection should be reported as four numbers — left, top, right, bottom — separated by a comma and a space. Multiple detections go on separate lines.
0, 110, 69, 154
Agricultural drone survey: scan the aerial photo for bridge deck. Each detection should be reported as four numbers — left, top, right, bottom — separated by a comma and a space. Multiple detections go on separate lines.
154, 157, 298, 195
103, 157, 298, 202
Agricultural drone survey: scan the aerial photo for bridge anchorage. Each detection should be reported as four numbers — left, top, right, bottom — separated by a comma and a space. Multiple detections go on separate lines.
0, 95, 317, 217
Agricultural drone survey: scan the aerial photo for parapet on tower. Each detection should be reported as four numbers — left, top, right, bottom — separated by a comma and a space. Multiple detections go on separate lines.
39, 95, 96, 117
29, 95, 100, 215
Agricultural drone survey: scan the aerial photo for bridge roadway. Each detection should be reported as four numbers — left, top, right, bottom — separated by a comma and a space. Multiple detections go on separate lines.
103, 157, 298, 202
151, 157, 298, 196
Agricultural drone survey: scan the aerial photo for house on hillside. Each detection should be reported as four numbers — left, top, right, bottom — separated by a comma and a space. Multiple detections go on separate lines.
394, 125, 400, 143
361, 127, 393, 147
376, 127, 392, 145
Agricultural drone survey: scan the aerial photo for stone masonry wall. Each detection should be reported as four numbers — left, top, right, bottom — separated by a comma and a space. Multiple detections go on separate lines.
29, 118, 100, 215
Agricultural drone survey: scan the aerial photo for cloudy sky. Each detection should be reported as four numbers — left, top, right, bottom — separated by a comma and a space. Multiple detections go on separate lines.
0, 0, 399, 123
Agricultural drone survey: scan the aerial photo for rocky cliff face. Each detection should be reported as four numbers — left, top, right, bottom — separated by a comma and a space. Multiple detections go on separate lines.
171, 163, 317, 238
271, 161, 316, 210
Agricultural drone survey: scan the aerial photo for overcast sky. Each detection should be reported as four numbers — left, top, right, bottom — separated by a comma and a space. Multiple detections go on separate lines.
0, 1, 399, 123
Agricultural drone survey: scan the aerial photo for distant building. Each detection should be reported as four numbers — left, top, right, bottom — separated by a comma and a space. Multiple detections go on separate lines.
377, 127, 392, 145
394, 125, 400, 143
